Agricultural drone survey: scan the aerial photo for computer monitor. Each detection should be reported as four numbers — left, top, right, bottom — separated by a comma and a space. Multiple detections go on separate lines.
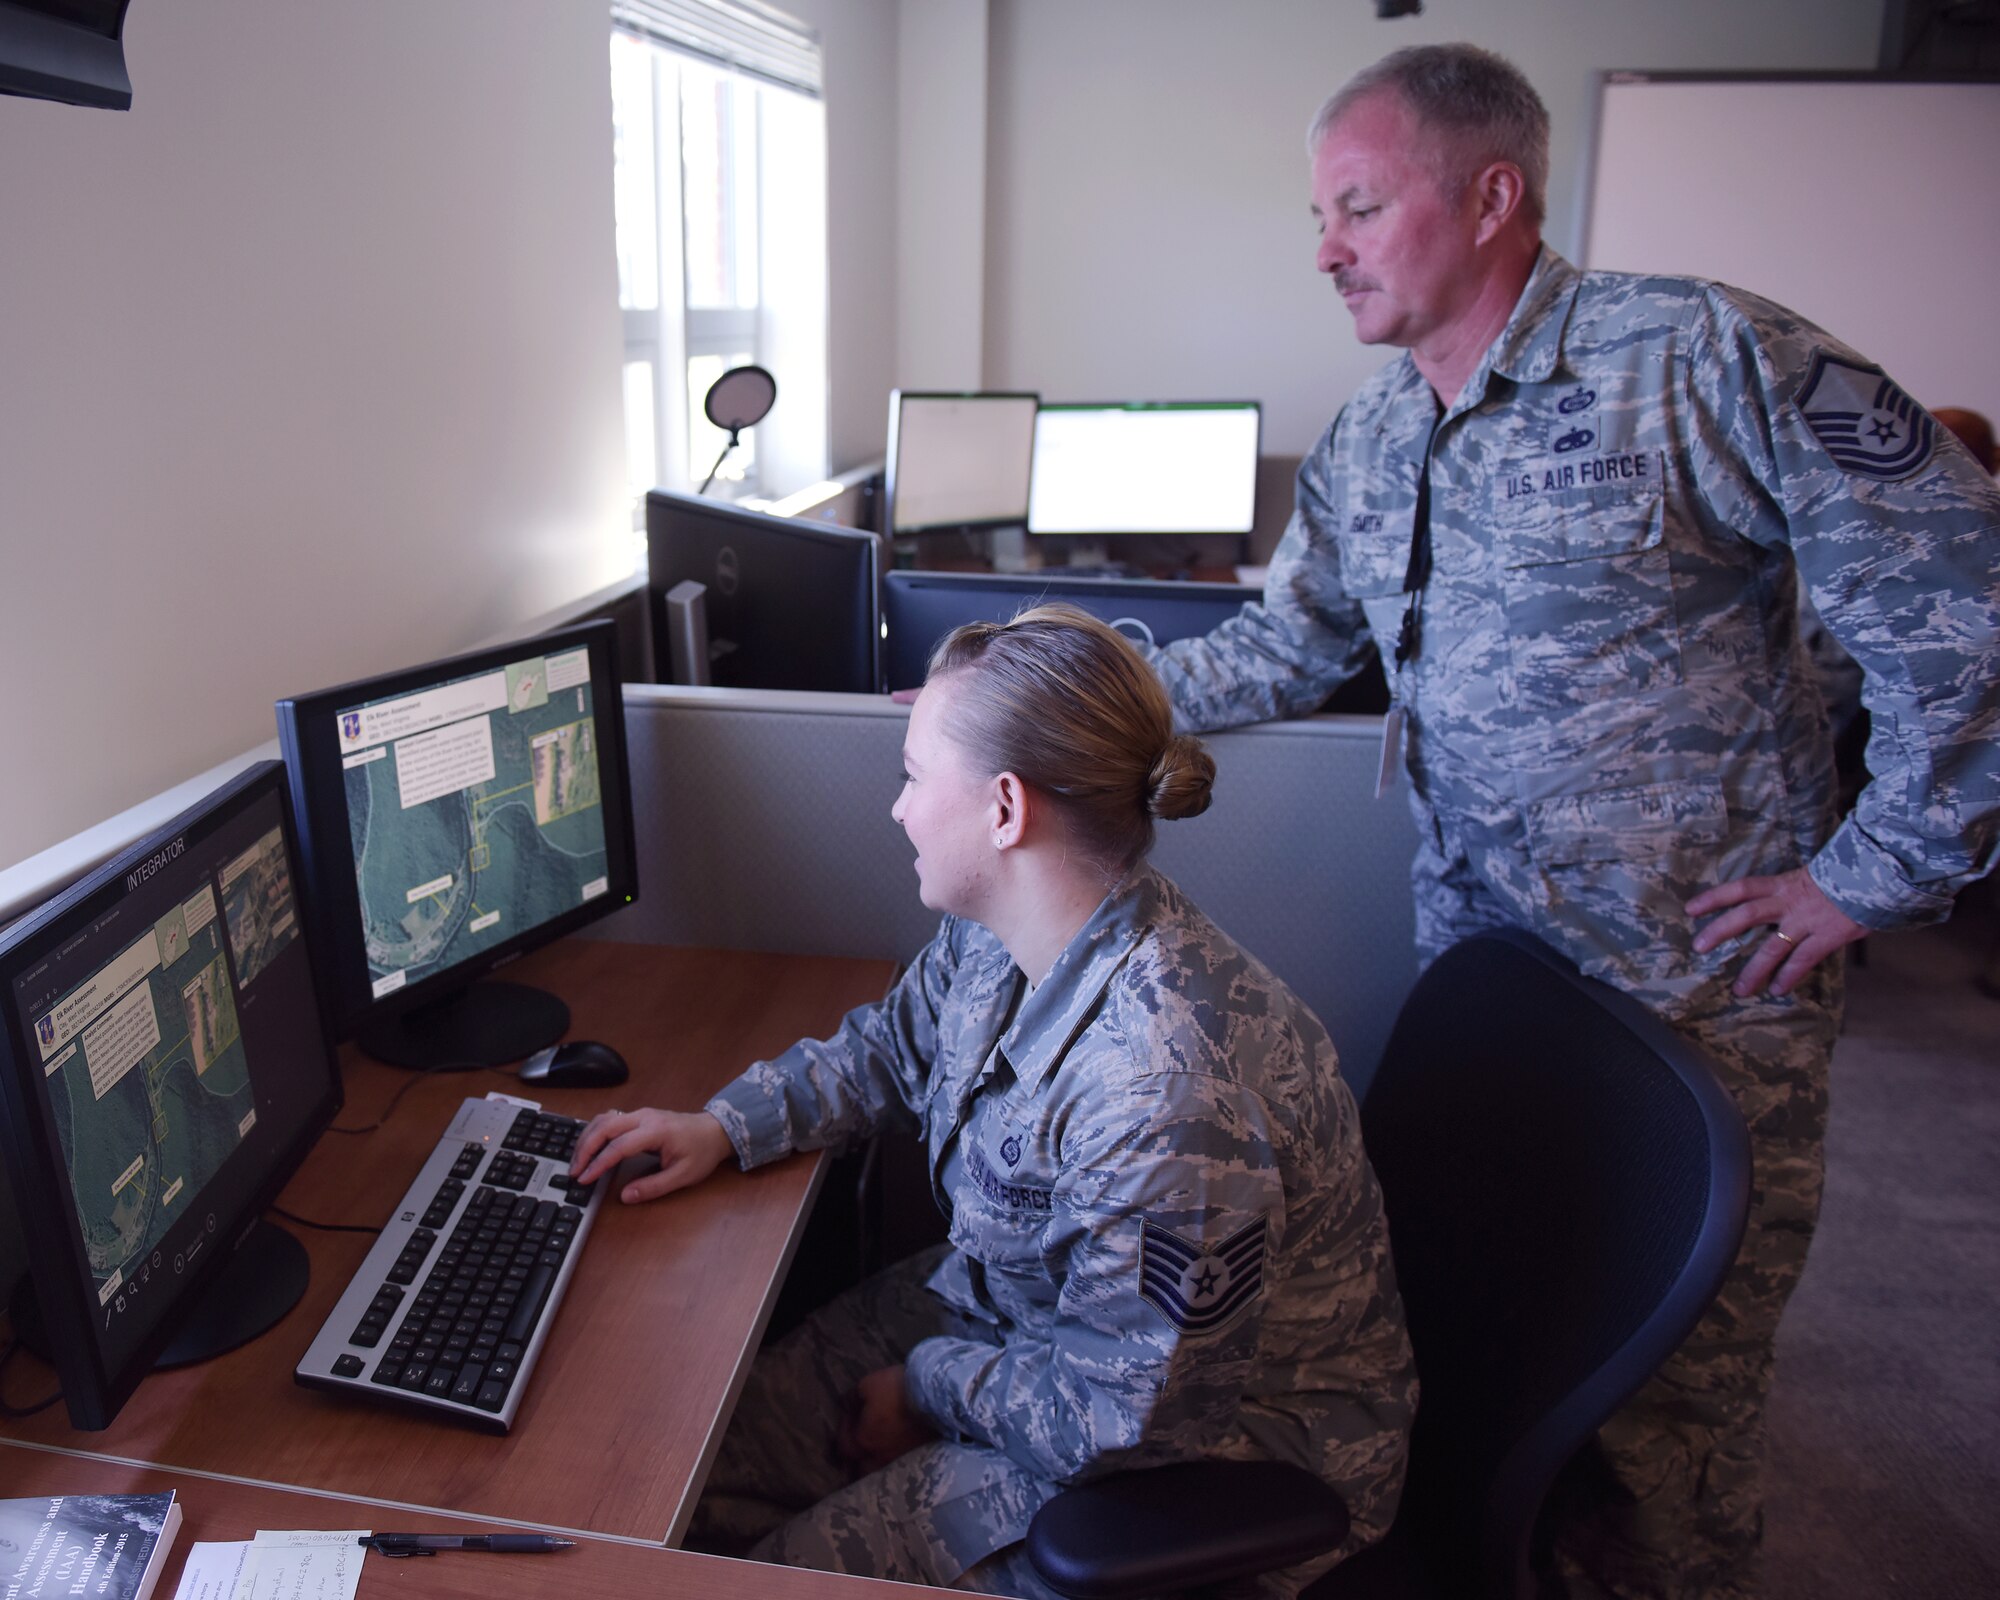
1027, 401, 1262, 537
885, 391, 1039, 536
646, 488, 881, 692
276, 619, 639, 1070
0, 761, 341, 1430
880, 570, 1260, 693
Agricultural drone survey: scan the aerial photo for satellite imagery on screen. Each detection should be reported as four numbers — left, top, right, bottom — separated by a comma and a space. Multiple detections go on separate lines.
32, 878, 271, 1310
336, 648, 609, 999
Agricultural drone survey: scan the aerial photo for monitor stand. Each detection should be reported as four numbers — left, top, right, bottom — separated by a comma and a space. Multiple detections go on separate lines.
10, 1217, 309, 1371
356, 979, 569, 1071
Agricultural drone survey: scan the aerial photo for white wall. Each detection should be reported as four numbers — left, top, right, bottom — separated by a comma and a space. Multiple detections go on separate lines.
784, 0, 902, 472
0, 0, 631, 870
979, 0, 1887, 455
1585, 79, 2000, 424
896, 0, 989, 391
0, 0, 912, 874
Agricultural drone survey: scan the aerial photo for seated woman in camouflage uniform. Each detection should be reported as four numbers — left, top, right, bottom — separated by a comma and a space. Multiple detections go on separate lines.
570, 604, 1416, 1597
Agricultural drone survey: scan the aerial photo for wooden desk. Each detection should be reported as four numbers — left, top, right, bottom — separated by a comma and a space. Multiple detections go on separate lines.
0, 1442, 937, 1598
0, 941, 894, 1548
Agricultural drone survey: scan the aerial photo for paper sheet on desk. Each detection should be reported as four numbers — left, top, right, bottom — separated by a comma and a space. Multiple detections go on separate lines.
171, 1530, 368, 1600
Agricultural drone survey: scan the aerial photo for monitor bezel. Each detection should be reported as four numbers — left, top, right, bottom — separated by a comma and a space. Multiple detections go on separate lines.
885, 389, 1043, 536
274, 618, 639, 1045
1026, 399, 1264, 537
0, 760, 342, 1429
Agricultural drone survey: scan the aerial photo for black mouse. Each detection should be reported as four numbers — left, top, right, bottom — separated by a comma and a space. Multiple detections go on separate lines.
518, 1039, 629, 1089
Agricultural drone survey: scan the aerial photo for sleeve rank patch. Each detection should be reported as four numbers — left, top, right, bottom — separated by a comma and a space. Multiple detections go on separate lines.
1139, 1215, 1266, 1334
1795, 351, 1936, 481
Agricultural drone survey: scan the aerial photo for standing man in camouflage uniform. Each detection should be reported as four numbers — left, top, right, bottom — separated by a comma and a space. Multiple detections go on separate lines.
574, 607, 1417, 1597
1148, 43, 2000, 1600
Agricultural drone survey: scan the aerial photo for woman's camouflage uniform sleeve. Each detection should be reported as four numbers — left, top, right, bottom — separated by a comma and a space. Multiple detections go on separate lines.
705, 917, 964, 1167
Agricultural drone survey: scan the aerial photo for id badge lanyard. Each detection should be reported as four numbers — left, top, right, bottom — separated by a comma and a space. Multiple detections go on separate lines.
1376, 408, 1442, 799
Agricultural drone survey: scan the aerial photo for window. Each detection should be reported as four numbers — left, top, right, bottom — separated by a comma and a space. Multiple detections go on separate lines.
611, 2, 829, 531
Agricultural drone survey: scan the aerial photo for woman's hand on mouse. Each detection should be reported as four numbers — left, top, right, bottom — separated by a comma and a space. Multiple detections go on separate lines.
570, 1107, 735, 1203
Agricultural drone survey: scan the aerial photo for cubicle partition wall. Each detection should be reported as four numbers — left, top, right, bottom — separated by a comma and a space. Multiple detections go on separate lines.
594, 686, 1419, 1096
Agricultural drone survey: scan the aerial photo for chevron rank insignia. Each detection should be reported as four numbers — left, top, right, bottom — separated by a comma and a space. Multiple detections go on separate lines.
1139, 1216, 1266, 1334
1795, 351, 1936, 481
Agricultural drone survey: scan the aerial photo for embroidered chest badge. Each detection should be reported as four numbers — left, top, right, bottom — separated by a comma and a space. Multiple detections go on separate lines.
1000, 1133, 1023, 1167
1139, 1216, 1267, 1334
1796, 351, 1936, 481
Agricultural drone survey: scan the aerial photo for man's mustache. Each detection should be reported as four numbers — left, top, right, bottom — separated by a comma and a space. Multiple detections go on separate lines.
1333, 272, 1375, 295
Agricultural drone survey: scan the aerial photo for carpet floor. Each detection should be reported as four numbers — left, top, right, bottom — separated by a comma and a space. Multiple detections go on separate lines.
1761, 909, 2000, 1598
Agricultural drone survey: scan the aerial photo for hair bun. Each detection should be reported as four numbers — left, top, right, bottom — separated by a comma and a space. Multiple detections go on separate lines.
1146, 734, 1216, 821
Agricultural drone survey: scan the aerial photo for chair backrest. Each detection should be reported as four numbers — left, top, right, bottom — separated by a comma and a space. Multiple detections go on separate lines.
1360, 929, 1750, 1600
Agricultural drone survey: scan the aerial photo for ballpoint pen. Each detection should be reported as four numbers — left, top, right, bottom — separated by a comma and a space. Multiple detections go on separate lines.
361, 1534, 576, 1557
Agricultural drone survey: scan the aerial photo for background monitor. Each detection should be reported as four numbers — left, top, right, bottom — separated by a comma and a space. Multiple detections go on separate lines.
885, 391, 1039, 535
1027, 401, 1262, 537
0, 761, 340, 1430
276, 618, 639, 1070
880, 570, 1260, 693
646, 488, 881, 692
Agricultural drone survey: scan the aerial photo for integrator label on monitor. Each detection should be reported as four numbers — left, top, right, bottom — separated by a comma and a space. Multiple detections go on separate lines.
332, 645, 609, 1001
1028, 401, 1262, 536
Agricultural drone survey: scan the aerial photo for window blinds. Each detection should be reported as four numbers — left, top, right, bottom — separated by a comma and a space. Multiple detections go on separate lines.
610, 0, 823, 98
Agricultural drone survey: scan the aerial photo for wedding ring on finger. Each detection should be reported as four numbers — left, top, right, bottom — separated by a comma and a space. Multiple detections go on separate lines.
1772, 930, 1798, 948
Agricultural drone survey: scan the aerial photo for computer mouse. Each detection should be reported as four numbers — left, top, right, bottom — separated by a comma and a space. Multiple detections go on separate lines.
518, 1039, 629, 1089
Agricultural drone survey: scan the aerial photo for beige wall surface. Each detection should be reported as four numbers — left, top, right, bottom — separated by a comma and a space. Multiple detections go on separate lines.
0, 0, 631, 869
786, 0, 903, 472
0, 0, 909, 873
979, 0, 1886, 456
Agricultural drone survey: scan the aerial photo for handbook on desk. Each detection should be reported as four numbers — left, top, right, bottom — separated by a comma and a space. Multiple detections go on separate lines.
0, 1490, 182, 1600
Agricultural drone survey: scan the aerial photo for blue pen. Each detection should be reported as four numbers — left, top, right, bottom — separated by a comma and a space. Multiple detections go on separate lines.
361, 1533, 575, 1557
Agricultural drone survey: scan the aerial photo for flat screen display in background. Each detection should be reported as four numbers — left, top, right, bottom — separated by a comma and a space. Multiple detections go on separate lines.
888, 392, 1039, 533
1028, 402, 1261, 536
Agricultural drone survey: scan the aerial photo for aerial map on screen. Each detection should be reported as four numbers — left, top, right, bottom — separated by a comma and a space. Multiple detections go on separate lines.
30, 880, 267, 1309
335, 646, 609, 999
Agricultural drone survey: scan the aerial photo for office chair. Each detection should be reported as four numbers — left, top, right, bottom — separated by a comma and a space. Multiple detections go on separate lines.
1026, 928, 1752, 1600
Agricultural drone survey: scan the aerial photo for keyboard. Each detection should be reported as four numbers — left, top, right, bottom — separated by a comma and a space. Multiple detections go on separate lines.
294, 1094, 605, 1434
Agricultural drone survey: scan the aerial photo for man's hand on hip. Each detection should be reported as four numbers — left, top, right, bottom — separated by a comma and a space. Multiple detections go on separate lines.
1687, 867, 1868, 998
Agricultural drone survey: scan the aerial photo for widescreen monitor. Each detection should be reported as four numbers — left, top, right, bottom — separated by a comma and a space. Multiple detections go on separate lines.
880, 570, 1260, 693
646, 488, 881, 692
0, 761, 341, 1430
276, 619, 639, 1070
885, 391, 1039, 535
1027, 401, 1261, 536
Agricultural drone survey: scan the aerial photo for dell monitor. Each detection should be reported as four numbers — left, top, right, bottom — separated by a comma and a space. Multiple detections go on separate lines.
1027, 401, 1262, 537
276, 619, 639, 1070
645, 488, 881, 692
0, 761, 341, 1430
885, 391, 1039, 537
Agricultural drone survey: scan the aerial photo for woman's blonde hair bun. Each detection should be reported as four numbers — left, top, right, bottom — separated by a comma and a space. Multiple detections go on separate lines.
1146, 734, 1216, 821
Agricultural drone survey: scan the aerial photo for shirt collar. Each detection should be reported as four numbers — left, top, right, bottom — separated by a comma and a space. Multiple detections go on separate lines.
999, 865, 1162, 1094
1483, 244, 1581, 389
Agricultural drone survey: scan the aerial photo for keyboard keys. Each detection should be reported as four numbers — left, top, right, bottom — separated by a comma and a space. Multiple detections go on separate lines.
304, 1098, 599, 1428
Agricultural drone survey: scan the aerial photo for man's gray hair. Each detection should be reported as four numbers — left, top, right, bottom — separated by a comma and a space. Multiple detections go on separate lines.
1308, 43, 1550, 227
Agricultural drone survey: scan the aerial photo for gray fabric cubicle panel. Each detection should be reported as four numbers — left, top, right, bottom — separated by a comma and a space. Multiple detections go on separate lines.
591, 687, 1419, 1092
1148, 718, 1419, 1098
599, 687, 937, 963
